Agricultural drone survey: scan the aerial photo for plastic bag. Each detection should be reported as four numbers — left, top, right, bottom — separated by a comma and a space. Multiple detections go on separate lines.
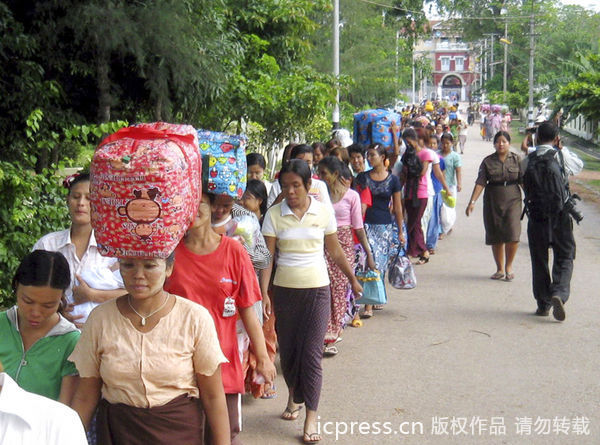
388, 249, 417, 290
355, 269, 387, 305
440, 202, 457, 234
231, 214, 255, 249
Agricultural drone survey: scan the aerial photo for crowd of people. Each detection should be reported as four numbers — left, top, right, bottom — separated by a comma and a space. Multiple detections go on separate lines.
0, 101, 582, 444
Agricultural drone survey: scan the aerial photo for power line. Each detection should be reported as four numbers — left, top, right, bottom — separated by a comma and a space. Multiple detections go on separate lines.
355, 0, 543, 21
356, 0, 426, 16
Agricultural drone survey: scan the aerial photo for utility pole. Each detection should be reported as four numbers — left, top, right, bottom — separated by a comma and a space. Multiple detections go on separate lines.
412, 56, 416, 104
490, 35, 495, 78
527, 0, 535, 127
332, 0, 340, 130
503, 21, 508, 102
483, 33, 500, 79
483, 38, 487, 84
395, 30, 400, 100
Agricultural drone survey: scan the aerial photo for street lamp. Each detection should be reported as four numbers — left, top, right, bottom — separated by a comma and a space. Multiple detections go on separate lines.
332, 0, 340, 130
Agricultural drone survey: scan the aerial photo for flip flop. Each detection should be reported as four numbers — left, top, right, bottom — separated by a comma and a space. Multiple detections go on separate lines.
323, 345, 338, 356
490, 272, 504, 280
260, 384, 276, 399
303, 432, 322, 444
281, 405, 303, 421
361, 310, 373, 319
417, 256, 429, 265
504, 273, 514, 282
373, 304, 384, 310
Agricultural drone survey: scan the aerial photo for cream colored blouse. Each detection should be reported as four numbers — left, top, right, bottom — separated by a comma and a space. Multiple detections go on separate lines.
69, 296, 227, 408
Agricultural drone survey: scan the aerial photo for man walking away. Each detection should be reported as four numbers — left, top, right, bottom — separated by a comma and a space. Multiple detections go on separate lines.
521, 121, 583, 321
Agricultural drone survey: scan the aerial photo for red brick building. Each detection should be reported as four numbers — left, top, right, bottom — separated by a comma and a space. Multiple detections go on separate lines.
414, 21, 479, 102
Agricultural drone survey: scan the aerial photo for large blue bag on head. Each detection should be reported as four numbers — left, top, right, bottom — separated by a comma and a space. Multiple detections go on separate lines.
197, 129, 247, 199
355, 269, 387, 306
353, 109, 401, 150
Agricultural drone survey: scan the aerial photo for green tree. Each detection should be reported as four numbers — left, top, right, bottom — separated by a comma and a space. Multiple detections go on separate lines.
311, 0, 423, 112
39, 0, 242, 122
0, 162, 68, 307
555, 51, 600, 126
201, 0, 336, 144
0, 3, 84, 171
441, 1, 600, 113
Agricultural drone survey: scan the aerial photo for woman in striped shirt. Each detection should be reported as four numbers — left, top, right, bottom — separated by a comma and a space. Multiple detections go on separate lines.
260, 159, 362, 444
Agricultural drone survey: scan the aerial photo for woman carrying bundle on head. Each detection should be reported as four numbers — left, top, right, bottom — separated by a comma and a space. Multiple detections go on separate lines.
69, 122, 232, 445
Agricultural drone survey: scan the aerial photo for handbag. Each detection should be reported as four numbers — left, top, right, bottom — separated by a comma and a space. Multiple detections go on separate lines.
355, 269, 387, 305
388, 247, 417, 289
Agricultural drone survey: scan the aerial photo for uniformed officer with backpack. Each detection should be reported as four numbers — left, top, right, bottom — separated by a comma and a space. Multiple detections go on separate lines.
521, 121, 583, 321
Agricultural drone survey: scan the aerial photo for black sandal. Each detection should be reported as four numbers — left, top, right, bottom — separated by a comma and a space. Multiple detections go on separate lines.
417, 255, 429, 265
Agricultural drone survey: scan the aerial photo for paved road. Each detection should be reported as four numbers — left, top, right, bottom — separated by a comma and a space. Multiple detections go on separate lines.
241, 125, 600, 444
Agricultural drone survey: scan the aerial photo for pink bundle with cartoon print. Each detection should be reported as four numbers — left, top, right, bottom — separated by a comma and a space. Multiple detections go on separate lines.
90, 122, 201, 258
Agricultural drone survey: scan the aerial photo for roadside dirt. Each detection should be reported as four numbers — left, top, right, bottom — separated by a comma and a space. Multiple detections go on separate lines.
571, 170, 600, 207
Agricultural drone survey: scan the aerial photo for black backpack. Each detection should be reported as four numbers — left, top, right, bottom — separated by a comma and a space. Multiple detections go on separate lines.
401, 144, 423, 207
522, 149, 568, 222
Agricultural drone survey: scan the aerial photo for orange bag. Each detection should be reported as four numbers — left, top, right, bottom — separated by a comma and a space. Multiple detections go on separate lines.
90, 122, 201, 258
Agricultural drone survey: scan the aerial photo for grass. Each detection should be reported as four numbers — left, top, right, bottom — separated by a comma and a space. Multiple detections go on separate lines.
509, 119, 526, 149
506, 118, 600, 200
572, 151, 600, 173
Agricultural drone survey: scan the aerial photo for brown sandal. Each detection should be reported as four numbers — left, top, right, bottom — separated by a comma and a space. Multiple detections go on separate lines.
303, 432, 322, 444
281, 405, 303, 421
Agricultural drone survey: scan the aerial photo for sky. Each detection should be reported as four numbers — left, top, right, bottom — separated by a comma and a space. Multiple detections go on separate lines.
560, 0, 600, 12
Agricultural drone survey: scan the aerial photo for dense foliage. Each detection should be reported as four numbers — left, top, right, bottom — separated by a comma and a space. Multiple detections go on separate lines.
311, 0, 427, 127
555, 51, 600, 129
437, 1, 600, 110
0, 162, 68, 307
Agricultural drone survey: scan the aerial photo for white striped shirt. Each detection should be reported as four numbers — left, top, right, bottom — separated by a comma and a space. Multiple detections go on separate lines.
262, 197, 336, 288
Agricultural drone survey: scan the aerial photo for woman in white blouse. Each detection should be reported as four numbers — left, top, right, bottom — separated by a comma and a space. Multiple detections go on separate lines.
33, 173, 125, 326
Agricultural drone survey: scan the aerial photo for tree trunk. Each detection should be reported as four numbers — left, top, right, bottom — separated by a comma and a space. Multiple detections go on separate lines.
35, 150, 48, 174
97, 47, 111, 123
154, 96, 162, 121
50, 144, 60, 166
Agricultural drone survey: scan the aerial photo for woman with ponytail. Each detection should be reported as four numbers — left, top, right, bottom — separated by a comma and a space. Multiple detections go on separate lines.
354, 144, 405, 318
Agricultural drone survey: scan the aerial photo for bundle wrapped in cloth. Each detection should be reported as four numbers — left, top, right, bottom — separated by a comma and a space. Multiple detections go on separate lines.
353, 109, 401, 151
90, 122, 201, 258
197, 129, 247, 199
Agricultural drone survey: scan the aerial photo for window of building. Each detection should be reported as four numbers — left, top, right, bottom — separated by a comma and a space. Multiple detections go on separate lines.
455, 57, 464, 71
441, 57, 450, 71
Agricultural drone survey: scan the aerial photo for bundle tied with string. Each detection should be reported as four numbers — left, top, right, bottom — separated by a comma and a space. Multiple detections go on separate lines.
197, 129, 247, 199
90, 122, 201, 258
